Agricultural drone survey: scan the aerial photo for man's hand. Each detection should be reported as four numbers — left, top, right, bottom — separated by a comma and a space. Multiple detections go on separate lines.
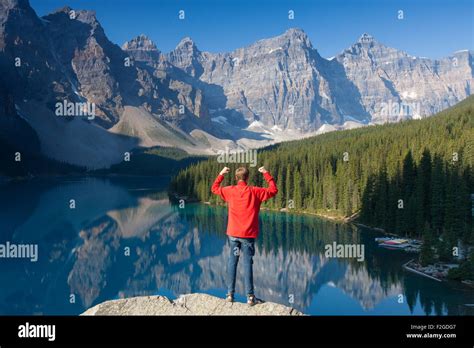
219, 167, 230, 176
258, 166, 268, 174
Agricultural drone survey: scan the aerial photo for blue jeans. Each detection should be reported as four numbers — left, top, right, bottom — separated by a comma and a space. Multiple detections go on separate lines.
227, 236, 255, 296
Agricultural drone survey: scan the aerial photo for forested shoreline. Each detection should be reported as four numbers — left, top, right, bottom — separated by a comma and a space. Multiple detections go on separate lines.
171, 96, 474, 280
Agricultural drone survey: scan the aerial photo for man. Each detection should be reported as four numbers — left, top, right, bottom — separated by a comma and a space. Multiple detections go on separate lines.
211, 166, 278, 306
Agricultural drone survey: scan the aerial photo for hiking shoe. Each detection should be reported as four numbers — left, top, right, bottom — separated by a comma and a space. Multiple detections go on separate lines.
225, 293, 234, 303
247, 294, 257, 306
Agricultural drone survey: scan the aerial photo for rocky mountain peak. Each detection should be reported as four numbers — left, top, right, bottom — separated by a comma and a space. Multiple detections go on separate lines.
44, 7, 102, 33
347, 33, 386, 53
358, 33, 375, 44
122, 34, 159, 52
277, 27, 312, 49
284, 27, 307, 38
175, 37, 199, 53
238, 28, 314, 60
1, 0, 30, 10
74, 9, 99, 26
166, 37, 204, 77
49, 5, 72, 15
122, 34, 161, 65
340, 32, 399, 58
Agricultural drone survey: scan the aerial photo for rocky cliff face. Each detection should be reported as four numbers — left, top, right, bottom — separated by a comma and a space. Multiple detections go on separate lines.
167, 37, 206, 78
163, 29, 344, 132
336, 34, 473, 123
42, 7, 135, 126
122, 34, 161, 65
0, 0, 73, 101
43, 8, 210, 130
0, 0, 216, 168
163, 29, 472, 132
1, 0, 472, 170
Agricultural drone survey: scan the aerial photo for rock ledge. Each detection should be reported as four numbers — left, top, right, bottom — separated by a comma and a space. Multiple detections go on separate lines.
81, 293, 304, 316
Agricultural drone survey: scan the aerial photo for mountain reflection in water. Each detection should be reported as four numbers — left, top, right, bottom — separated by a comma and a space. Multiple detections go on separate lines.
0, 177, 472, 315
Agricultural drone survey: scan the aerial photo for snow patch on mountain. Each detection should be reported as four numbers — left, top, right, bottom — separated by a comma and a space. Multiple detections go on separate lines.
211, 116, 228, 124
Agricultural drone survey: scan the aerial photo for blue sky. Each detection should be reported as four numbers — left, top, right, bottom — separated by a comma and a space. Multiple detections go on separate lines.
30, 0, 473, 59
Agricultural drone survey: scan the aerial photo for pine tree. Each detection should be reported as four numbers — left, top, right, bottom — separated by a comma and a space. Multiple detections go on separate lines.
402, 150, 416, 197
360, 175, 375, 224
374, 167, 389, 229
415, 149, 432, 235
285, 165, 292, 209
293, 169, 302, 210
431, 154, 445, 236
275, 165, 284, 210
420, 223, 435, 266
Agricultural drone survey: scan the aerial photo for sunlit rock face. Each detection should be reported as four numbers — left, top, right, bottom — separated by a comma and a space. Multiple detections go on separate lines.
2, 0, 471, 168
335, 34, 473, 123
166, 28, 345, 131
165, 29, 473, 131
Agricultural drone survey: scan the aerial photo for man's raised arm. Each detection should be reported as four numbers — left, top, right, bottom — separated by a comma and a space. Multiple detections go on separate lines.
255, 166, 278, 202
211, 167, 230, 201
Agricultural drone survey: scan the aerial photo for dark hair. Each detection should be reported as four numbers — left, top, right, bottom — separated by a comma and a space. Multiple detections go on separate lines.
235, 167, 249, 181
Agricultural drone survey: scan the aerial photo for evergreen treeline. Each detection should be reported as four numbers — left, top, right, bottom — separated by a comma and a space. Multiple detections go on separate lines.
171, 96, 474, 272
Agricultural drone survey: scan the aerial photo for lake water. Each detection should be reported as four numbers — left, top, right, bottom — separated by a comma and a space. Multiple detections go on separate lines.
0, 177, 472, 315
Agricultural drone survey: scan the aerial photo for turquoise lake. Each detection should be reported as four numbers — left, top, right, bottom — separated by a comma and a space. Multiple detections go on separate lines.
0, 177, 472, 315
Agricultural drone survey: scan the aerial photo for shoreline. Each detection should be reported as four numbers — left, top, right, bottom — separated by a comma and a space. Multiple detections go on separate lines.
203, 200, 355, 223
402, 259, 443, 282
194, 199, 473, 285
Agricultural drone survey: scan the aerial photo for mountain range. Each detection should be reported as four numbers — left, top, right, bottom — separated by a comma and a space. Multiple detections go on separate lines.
1, 0, 472, 169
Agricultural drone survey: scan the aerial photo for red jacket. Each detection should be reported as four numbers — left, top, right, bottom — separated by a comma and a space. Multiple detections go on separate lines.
211, 172, 278, 238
